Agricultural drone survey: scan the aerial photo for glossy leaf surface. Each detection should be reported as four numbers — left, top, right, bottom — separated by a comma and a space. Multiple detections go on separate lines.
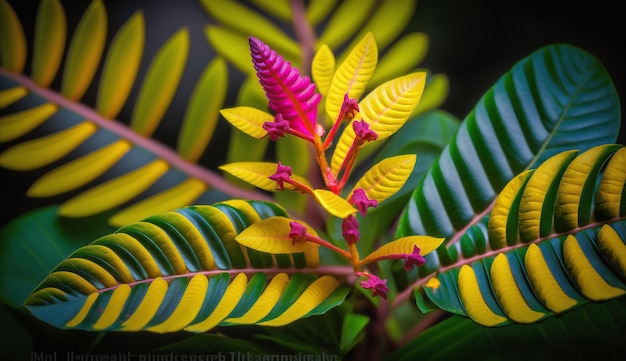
24, 200, 348, 332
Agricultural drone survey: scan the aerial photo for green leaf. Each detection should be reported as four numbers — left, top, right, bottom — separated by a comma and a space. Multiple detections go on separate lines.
421, 146, 626, 326
130, 27, 189, 137
31, 0, 66, 87
177, 57, 228, 162
0, 205, 116, 309
397, 44, 621, 241
339, 312, 369, 354
389, 297, 626, 361
24, 201, 349, 333
60, 0, 107, 101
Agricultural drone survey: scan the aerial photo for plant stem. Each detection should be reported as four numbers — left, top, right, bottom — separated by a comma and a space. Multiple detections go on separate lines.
290, 0, 316, 76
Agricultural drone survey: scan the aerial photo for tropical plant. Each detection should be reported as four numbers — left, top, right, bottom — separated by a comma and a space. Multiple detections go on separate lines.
1, 1, 625, 361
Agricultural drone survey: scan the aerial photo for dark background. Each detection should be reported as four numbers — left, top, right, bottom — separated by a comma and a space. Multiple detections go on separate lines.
2, 0, 625, 227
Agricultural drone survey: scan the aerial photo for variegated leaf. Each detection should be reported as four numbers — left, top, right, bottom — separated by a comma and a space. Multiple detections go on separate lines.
420, 146, 626, 327
24, 200, 349, 332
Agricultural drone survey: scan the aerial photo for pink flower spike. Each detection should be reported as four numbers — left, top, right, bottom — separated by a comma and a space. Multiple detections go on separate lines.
249, 37, 320, 141
340, 93, 360, 121
349, 188, 378, 216
263, 113, 290, 141
289, 221, 308, 243
353, 120, 378, 143
342, 215, 360, 244
358, 273, 389, 300
268, 161, 292, 190
403, 245, 426, 271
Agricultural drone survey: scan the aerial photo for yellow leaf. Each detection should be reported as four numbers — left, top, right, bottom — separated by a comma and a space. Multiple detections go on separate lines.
360, 72, 427, 140
488, 170, 534, 249
108, 178, 208, 227
220, 106, 271, 139
27, 140, 131, 197
331, 72, 426, 173
350, 154, 416, 204
177, 57, 228, 162
59, 160, 169, 218
458, 265, 508, 327
0, 0, 27, 73
61, 0, 107, 100
312, 189, 356, 218
344, 0, 417, 54
316, 0, 376, 50
249, 0, 292, 21
596, 147, 626, 219
360, 236, 444, 265
200, 0, 299, 62
311, 44, 335, 97
0, 122, 96, 170
131, 27, 189, 137
325, 32, 377, 122
518, 150, 578, 242
235, 216, 320, 254
96, 10, 144, 119
32, 0, 66, 87
0, 103, 57, 142
306, 0, 339, 26
219, 162, 312, 192
0, 86, 27, 109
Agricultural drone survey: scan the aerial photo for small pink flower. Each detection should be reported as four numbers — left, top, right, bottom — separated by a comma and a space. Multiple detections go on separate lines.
403, 245, 426, 271
263, 113, 290, 141
289, 221, 308, 243
342, 215, 360, 244
353, 120, 378, 143
358, 272, 389, 299
340, 93, 360, 121
349, 188, 378, 216
268, 161, 292, 190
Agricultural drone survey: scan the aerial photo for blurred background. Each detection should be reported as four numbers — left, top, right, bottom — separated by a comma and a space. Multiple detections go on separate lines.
2, 0, 625, 227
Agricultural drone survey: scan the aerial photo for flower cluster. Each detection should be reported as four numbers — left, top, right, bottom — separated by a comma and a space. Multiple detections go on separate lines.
222, 36, 438, 300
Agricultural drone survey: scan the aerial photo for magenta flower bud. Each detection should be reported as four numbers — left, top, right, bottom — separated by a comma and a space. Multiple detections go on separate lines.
349, 188, 378, 216
249, 37, 321, 141
268, 161, 292, 190
263, 113, 290, 141
340, 93, 360, 121
353, 120, 378, 142
403, 245, 426, 271
358, 272, 389, 300
289, 221, 308, 242
342, 215, 360, 244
